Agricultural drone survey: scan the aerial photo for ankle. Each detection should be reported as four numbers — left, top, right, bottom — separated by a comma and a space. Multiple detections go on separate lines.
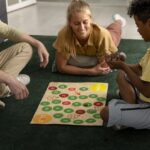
113, 14, 126, 27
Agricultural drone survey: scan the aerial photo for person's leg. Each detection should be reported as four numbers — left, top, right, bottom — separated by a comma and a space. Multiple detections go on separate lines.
0, 42, 33, 97
100, 106, 109, 124
101, 99, 150, 129
106, 20, 122, 47
0, 42, 33, 76
117, 70, 137, 104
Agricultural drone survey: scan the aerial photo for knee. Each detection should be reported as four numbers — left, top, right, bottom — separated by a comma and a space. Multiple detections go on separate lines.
19, 42, 33, 58
100, 106, 109, 125
116, 70, 125, 84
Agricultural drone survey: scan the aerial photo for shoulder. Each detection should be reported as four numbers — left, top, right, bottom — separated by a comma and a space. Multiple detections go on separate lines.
92, 23, 110, 38
57, 26, 70, 37
0, 20, 7, 26
0, 20, 9, 30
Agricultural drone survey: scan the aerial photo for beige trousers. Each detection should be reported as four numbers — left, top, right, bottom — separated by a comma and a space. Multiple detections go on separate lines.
0, 42, 33, 97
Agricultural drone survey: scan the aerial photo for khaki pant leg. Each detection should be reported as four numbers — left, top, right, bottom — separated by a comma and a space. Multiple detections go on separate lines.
0, 42, 33, 97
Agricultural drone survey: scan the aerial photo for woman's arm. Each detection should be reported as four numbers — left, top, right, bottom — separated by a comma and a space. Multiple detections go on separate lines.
56, 51, 110, 75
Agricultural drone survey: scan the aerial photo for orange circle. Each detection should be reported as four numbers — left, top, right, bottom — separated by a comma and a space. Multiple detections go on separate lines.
32, 114, 52, 124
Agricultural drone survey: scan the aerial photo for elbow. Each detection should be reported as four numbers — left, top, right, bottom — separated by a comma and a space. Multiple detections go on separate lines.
57, 65, 66, 74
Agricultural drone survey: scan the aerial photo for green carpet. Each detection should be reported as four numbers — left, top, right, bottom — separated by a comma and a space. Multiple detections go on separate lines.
0, 36, 150, 150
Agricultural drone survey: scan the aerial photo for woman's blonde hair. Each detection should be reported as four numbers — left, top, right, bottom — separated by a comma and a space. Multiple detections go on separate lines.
67, 0, 92, 23
65, 0, 92, 57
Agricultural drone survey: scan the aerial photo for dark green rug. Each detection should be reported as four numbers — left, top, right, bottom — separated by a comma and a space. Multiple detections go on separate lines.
0, 36, 150, 150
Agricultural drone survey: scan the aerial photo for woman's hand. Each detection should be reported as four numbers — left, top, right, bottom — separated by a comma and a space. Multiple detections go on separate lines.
91, 63, 111, 75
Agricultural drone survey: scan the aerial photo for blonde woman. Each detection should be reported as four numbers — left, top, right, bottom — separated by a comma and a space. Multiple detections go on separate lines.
52, 0, 126, 75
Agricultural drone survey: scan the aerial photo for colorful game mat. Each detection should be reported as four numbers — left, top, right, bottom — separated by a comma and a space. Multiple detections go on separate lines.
31, 82, 108, 126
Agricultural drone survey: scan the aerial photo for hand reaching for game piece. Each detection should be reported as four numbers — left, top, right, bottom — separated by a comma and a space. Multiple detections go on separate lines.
105, 52, 127, 70
119, 52, 127, 61
106, 52, 126, 62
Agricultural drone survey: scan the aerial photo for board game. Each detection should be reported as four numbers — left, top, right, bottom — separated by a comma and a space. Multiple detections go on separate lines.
31, 82, 108, 126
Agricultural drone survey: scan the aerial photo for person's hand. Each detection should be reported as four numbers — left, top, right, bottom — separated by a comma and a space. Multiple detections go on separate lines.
37, 42, 49, 68
105, 54, 125, 70
118, 52, 127, 61
7, 77, 29, 100
106, 52, 126, 62
91, 63, 111, 75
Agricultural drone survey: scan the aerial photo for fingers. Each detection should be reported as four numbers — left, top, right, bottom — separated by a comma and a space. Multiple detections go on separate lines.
40, 58, 49, 68
39, 54, 49, 68
98, 65, 112, 74
15, 86, 29, 100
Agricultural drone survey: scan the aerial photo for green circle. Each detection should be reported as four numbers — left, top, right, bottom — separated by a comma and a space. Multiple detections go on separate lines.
83, 102, 92, 107
53, 113, 63, 118
61, 118, 71, 123
68, 95, 77, 100
79, 95, 88, 99
52, 90, 61, 94
89, 94, 98, 98
58, 84, 67, 89
79, 87, 88, 91
64, 108, 74, 113
87, 109, 97, 114
52, 99, 61, 104
97, 97, 106, 101
86, 118, 96, 123
73, 120, 84, 124
93, 114, 101, 119
42, 106, 52, 112
53, 106, 63, 111
72, 102, 82, 107
40, 101, 50, 106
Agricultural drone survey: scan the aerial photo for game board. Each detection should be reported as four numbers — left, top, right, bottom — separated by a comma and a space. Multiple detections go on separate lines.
31, 82, 108, 126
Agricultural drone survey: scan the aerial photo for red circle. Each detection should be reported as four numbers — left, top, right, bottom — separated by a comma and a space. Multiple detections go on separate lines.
59, 93, 69, 98
62, 101, 71, 105
76, 109, 85, 114
68, 87, 76, 91
48, 86, 57, 90
94, 102, 103, 106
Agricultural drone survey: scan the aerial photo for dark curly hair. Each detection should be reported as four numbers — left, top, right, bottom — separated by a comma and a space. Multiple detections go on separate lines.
128, 0, 150, 23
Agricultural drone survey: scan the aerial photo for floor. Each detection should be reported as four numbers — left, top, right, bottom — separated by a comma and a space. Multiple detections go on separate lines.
7, 1, 141, 39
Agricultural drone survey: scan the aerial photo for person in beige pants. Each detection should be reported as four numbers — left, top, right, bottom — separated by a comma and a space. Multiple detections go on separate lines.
0, 21, 49, 108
